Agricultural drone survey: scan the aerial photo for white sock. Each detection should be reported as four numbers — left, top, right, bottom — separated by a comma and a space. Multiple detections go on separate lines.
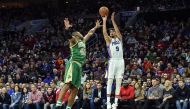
107, 96, 111, 103
115, 78, 122, 105
114, 98, 118, 105
66, 106, 71, 109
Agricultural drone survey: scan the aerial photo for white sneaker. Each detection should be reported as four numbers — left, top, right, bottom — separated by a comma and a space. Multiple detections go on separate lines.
107, 102, 112, 109
112, 103, 118, 109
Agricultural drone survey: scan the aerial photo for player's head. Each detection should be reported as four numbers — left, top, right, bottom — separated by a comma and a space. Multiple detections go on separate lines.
109, 28, 117, 38
72, 31, 83, 40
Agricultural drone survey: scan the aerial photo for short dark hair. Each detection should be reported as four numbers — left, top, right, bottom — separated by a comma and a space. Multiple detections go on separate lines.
152, 77, 160, 81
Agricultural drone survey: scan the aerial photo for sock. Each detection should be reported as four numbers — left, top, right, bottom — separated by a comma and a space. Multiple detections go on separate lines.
115, 78, 122, 105
107, 96, 111, 103
57, 100, 62, 103
66, 106, 71, 109
114, 98, 118, 105
56, 100, 62, 106
107, 78, 113, 104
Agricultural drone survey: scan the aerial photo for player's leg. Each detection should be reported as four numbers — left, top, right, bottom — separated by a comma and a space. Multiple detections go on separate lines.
56, 61, 72, 107
107, 60, 115, 109
65, 61, 81, 109
112, 78, 122, 108
56, 83, 70, 106
66, 85, 78, 109
107, 78, 114, 107
112, 59, 125, 109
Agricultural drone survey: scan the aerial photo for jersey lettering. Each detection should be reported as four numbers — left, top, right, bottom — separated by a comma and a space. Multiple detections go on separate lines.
112, 40, 120, 45
108, 38, 123, 59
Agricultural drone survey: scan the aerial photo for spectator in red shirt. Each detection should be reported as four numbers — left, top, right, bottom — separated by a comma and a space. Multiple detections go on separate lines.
118, 80, 135, 109
164, 63, 174, 79
143, 58, 152, 73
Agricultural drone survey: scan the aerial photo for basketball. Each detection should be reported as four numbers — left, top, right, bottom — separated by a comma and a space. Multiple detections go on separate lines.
99, 6, 109, 17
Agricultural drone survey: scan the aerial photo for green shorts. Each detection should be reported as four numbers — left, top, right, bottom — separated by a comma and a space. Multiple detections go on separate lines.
64, 61, 82, 89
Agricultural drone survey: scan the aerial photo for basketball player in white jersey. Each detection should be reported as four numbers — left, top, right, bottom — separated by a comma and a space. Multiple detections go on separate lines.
102, 12, 125, 109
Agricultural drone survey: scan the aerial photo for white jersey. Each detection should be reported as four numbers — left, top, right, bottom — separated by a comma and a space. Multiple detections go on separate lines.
107, 38, 123, 59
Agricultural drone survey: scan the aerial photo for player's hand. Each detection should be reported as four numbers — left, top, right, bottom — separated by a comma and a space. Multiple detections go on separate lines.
64, 18, 72, 29
102, 16, 107, 21
95, 20, 102, 29
111, 12, 115, 21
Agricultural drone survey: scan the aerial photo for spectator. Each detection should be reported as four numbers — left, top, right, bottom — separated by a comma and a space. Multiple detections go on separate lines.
28, 84, 43, 109
94, 67, 104, 81
10, 85, 22, 109
49, 81, 57, 93
143, 58, 152, 73
82, 82, 93, 109
175, 79, 189, 109
0, 87, 11, 109
54, 76, 60, 87
118, 80, 135, 109
43, 87, 56, 109
134, 82, 144, 109
43, 73, 53, 84
144, 78, 163, 109
142, 81, 149, 100
157, 80, 175, 109
177, 64, 185, 77
6, 85, 14, 96
130, 64, 143, 77
83, 63, 91, 76
14, 74, 23, 84
164, 63, 174, 79
22, 73, 30, 83
92, 82, 106, 109
21, 87, 29, 109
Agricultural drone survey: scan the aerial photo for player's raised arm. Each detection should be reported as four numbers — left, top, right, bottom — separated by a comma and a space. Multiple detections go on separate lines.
102, 16, 111, 45
111, 12, 122, 40
83, 20, 101, 42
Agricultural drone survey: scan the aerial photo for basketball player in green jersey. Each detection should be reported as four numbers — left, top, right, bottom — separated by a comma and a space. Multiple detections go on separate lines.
56, 18, 101, 109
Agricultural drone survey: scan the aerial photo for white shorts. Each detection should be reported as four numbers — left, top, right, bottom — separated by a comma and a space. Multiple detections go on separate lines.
107, 59, 125, 79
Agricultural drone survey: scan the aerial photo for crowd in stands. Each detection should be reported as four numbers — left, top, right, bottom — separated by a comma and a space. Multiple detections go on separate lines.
0, 0, 190, 109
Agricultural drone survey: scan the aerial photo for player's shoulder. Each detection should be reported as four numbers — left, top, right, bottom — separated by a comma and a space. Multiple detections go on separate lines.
117, 37, 122, 41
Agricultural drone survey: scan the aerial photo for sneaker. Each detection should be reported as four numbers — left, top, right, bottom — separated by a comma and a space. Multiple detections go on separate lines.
107, 102, 112, 109
56, 101, 62, 107
112, 103, 118, 109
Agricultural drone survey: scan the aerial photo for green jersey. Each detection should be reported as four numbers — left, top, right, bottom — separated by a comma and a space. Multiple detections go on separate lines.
69, 40, 86, 65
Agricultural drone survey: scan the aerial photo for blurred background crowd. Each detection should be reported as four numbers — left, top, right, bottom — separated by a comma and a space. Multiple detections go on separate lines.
0, 0, 190, 109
